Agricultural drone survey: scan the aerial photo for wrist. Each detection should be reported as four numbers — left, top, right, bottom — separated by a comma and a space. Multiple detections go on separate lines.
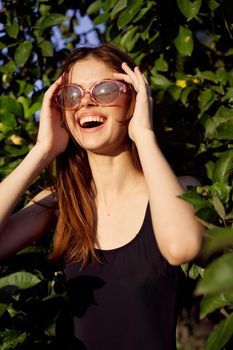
31, 144, 56, 166
133, 129, 157, 147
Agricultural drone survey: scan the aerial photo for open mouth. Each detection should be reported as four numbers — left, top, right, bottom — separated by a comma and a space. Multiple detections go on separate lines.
80, 120, 104, 129
79, 116, 106, 129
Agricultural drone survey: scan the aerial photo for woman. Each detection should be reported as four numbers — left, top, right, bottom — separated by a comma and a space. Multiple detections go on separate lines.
0, 44, 203, 349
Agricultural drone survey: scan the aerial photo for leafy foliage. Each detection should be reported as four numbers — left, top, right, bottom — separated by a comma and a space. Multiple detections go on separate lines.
0, 0, 97, 348
1, 0, 233, 348
0, 247, 69, 349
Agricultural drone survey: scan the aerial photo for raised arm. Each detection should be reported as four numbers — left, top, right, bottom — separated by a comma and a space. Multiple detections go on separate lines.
0, 77, 69, 259
114, 64, 204, 266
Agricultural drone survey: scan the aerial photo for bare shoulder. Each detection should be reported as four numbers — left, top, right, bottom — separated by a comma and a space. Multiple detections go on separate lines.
178, 176, 201, 191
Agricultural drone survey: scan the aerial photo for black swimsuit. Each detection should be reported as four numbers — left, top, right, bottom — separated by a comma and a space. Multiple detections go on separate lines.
64, 203, 185, 349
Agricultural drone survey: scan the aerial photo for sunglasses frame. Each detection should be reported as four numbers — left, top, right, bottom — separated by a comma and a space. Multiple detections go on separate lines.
55, 79, 131, 110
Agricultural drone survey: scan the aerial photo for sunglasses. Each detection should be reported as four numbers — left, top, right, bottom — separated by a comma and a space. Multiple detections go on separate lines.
55, 79, 131, 110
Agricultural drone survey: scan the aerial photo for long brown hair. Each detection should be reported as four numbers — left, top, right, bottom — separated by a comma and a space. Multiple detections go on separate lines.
50, 44, 141, 267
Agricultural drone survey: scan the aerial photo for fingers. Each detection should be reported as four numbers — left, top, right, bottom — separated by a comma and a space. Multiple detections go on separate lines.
122, 63, 140, 89
114, 63, 151, 97
44, 75, 63, 101
113, 63, 138, 90
113, 72, 133, 85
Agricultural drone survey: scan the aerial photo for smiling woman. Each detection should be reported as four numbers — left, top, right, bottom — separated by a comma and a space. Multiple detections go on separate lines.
55, 78, 132, 130
0, 43, 203, 349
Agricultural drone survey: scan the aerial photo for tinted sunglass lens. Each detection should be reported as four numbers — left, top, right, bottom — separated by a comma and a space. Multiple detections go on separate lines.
93, 82, 120, 104
57, 86, 82, 109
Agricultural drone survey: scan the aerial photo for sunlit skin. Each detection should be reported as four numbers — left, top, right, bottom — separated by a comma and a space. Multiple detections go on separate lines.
0, 50, 203, 265
0, 43, 206, 350
64, 58, 135, 156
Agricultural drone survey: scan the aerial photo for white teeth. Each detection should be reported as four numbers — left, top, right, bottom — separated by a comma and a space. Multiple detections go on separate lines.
79, 116, 105, 127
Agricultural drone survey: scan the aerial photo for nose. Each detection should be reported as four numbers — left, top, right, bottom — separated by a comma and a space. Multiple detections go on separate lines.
80, 91, 97, 107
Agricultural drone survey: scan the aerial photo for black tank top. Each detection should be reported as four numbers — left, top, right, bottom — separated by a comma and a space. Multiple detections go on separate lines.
64, 204, 185, 350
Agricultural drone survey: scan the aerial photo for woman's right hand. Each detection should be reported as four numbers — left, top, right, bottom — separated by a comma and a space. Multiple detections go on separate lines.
35, 76, 69, 161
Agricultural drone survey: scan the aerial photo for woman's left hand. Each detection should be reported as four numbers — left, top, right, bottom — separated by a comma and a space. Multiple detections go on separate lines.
113, 63, 153, 144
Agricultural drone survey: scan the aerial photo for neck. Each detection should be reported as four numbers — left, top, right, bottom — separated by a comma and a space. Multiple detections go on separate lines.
87, 149, 142, 205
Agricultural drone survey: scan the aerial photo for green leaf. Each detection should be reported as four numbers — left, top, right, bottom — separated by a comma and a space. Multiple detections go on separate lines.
117, 8, 138, 29
208, 0, 220, 11
117, 0, 146, 28
167, 85, 182, 101
222, 87, 233, 103
93, 12, 110, 26
128, 0, 144, 13
174, 26, 193, 56
16, 80, 27, 96
17, 246, 47, 255
205, 313, 233, 350
180, 86, 195, 105
0, 41, 5, 49
0, 111, 17, 129
196, 253, 233, 295
188, 264, 204, 279
0, 96, 22, 116
111, 0, 127, 18
0, 160, 22, 177
197, 182, 231, 203
0, 60, 16, 74
204, 119, 218, 139
201, 228, 233, 259
205, 160, 215, 180
87, 0, 104, 15
177, 0, 202, 21
216, 67, 228, 85
0, 303, 7, 318
28, 102, 41, 118
211, 182, 231, 203
6, 19, 19, 39
17, 97, 40, 119
0, 272, 41, 290
17, 96, 30, 119
198, 90, 214, 110
208, 140, 223, 149
36, 13, 67, 33
133, 3, 153, 23
216, 124, 233, 140
120, 27, 140, 51
4, 144, 29, 157
196, 217, 219, 230
39, 40, 54, 57
14, 41, 33, 67
179, 187, 211, 212
200, 290, 233, 319
215, 105, 233, 120
39, 4, 52, 16
154, 55, 168, 72
150, 74, 172, 90
212, 150, 233, 183
212, 196, 226, 220
205, 106, 233, 140
198, 70, 217, 82
0, 330, 27, 350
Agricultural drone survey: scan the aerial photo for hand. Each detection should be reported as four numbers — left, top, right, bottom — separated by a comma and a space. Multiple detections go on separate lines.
35, 76, 69, 161
113, 63, 153, 144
